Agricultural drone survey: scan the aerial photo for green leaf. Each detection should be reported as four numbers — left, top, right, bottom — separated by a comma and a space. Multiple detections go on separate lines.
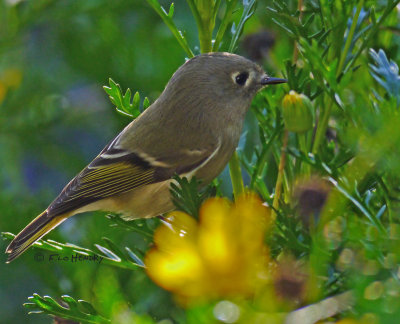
145, 0, 194, 57
78, 300, 98, 316
302, 13, 315, 29
212, 0, 238, 51
271, 18, 297, 38
343, 1, 400, 75
369, 48, 400, 104
105, 213, 156, 238
24, 293, 110, 324
143, 97, 150, 110
60, 295, 79, 311
250, 125, 283, 190
96, 237, 145, 268
132, 91, 140, 111
168, 2, 174, 18
328, 177, 386, 233
122, 88, 132, 111
228, 0, 257, 52
371, 7, 376, 25
103, 78, 145, 119
1, 232, 144, 271
94, 244, 120, 261
125, 246, 145, 267
169, 175, 215, 219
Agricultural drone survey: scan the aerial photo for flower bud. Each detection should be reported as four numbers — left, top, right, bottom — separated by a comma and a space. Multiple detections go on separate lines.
282, 90, 313, 133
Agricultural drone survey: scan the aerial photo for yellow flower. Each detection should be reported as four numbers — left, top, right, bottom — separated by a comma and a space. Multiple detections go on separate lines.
145, 193, 273, 302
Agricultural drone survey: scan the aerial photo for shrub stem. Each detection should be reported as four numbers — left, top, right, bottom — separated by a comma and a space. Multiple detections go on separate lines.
229, 151, 244, 199
272, 130, 289, 218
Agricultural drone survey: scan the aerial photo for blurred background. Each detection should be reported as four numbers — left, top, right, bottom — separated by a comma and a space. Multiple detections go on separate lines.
0, 0, 288, 322
2, 0, 400, 323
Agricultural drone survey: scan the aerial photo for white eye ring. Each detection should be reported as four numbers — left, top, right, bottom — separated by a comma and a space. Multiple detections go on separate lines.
231, 71, 254, 87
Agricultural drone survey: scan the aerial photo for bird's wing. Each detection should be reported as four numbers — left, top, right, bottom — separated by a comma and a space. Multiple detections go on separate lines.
47, 140, 218, 217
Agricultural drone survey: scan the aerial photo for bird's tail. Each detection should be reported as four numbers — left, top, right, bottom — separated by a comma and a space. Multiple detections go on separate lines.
5, 210, 68, 263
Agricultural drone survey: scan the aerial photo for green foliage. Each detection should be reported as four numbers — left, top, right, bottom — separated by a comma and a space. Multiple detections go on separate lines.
229, 0, 257, 52
369, 48, 400, 104
169, 175, 215, 219
212, 0, 238, 51
95, 236, 145, 268
106, 214, 157, 238
2, 232, 145, 270
103, 78, 150, 118
24, 293, 110, 324
145, 0, 194, 57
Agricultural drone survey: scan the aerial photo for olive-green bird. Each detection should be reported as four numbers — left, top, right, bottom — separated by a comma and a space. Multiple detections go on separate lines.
6, 52, 286, 262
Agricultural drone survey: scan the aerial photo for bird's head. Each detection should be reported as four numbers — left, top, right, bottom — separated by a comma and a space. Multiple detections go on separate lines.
160, 52, 286, 118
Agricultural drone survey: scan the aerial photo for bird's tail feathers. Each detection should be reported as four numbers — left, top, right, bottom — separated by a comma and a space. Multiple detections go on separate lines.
5, 210, 68, 263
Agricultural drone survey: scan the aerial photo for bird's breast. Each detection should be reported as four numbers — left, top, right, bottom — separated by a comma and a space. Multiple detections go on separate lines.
194, 130, 241, 184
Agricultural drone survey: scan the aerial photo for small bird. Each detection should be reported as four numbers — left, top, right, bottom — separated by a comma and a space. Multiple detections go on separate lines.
6, 52, 286, 262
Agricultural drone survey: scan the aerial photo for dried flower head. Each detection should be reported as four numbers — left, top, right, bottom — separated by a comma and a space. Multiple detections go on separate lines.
242, 30, 276, 63
294, 176, 331, 226
274, 255, 308, 304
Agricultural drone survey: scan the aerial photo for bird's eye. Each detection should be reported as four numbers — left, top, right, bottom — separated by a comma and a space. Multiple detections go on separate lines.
235, 72, 249, 86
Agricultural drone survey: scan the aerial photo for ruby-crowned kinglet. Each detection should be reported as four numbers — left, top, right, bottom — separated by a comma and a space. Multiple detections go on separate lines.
6, 52, 286, 262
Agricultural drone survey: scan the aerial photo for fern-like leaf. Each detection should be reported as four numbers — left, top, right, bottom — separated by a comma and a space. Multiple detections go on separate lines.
1, 232, 144, 270
103, 78, 150, 118
169, 175, 215, 219
23, 293, 110, 323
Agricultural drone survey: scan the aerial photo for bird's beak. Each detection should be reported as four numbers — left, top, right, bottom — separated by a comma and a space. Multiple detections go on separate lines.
261, 75, 287, 85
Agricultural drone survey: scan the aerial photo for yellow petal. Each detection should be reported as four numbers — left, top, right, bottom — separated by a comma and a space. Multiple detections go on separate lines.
233, 193, 271, 254
199, 197, 232, 227
198, 198, 239, 274
198, 227, 238, 274
167, 210, 198, 239
145, 245, 206, 295
153, 211, 198, 252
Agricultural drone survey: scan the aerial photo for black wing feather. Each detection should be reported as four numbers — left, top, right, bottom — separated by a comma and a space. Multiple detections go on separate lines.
47, 151, 160, 217
46, 135, 216, 218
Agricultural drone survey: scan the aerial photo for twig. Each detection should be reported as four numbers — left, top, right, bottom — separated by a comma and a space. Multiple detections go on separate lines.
284, 291, 354, 324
